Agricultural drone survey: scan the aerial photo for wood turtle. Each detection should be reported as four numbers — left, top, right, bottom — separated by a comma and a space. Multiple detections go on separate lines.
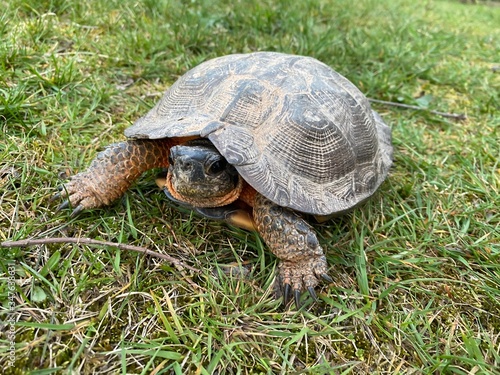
55, 52, 393, 307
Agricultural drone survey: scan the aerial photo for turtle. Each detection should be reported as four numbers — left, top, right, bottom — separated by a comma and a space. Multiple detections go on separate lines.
55, 52, 393, 307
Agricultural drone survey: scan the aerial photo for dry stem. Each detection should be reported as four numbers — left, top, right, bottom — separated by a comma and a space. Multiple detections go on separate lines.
1, 237, 200, 274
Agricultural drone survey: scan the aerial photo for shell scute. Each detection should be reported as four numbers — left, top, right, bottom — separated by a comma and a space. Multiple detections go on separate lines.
209, 126, 258, 166
218, 79, 275, 129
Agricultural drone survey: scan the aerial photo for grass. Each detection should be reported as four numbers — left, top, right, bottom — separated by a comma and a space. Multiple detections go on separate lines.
1, 0, 499, 373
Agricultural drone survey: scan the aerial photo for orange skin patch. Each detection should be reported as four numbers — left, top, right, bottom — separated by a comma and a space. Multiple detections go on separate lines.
238, 182, 257, 207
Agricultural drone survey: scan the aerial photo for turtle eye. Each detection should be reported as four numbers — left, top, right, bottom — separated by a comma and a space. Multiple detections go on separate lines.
207, 159, 226, 175
168, 154, 174, 165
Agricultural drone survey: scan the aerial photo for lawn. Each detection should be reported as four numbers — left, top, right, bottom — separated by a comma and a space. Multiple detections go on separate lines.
1, 0, 499, 373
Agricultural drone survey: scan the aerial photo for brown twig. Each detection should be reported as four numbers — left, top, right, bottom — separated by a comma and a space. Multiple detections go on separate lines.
1, 237, 200, 274
368, 98, 467, 120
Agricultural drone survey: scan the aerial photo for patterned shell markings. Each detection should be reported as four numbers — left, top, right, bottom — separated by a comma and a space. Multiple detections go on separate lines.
124, 52, 393, 216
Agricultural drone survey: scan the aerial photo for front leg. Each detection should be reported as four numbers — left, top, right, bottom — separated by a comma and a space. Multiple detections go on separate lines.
253, 194, 332, 307
55, 139, 172, 215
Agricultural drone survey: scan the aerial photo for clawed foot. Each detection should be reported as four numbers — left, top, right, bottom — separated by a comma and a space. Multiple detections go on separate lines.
51, 140, 150, 216
51, 173, 108, 216
274, 256, 333, 308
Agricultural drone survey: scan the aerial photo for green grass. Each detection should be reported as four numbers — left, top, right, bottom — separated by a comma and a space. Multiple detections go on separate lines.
1, 0, 499, 373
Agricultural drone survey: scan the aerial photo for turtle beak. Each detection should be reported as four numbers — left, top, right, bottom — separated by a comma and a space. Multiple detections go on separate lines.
162, 185, 195, 209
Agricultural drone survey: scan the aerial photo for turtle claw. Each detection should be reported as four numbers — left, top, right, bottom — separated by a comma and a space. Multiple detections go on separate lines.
321, 273, 334, 284
283, 283, 292, 306
57, 200, 70, 211
49, 192, 62, 203
70, 204, 85, 217
56, 200, 85, 217
294, 289, 301, 308
50, 185, 66, 202
307, 286, 318, 301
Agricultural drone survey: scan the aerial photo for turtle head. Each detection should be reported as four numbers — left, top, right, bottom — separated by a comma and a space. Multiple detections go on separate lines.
166, 139, 243, 207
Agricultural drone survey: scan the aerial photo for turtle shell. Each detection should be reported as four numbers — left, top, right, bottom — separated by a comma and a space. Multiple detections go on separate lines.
125, 52, 393, 215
